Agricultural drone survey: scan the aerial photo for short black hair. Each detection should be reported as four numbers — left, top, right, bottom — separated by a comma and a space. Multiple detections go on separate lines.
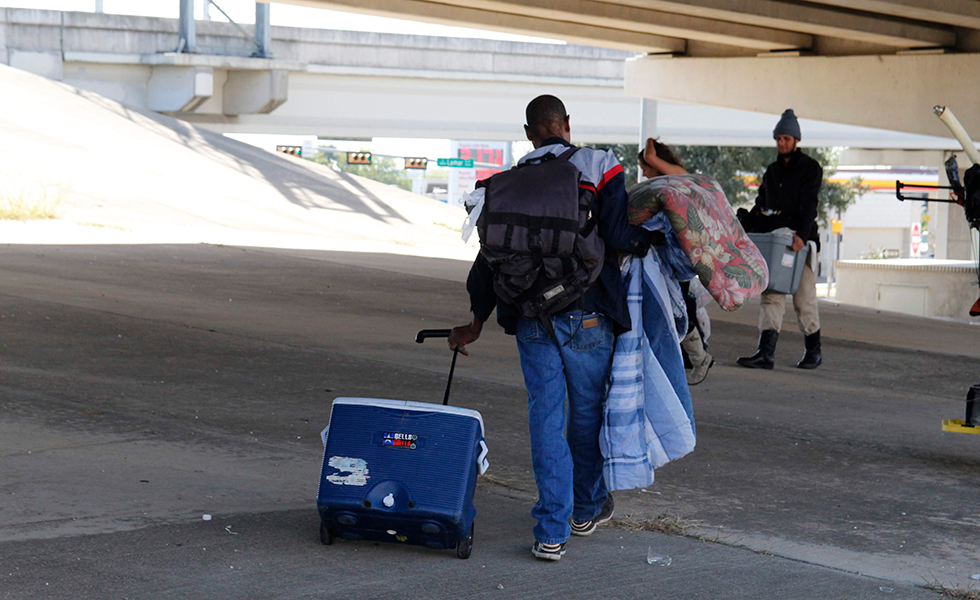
525, 95, 567, 136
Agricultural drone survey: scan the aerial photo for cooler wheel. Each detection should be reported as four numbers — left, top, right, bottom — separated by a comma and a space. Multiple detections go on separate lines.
319, 522, 335, 545
456, 522, 474, 559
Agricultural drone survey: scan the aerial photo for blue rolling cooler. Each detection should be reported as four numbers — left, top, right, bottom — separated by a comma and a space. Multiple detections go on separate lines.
316, 330, 489, 559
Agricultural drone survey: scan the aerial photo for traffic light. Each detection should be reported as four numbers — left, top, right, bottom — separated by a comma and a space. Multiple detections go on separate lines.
347, 152, 372, 165
276, 145, 302, 157
405, 157, 428, 170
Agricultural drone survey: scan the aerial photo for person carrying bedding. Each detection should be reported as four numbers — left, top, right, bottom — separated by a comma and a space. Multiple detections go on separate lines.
638, 138, 714, 386
449, 95, 656, 561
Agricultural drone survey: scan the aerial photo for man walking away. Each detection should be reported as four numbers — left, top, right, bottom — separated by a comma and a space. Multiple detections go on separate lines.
448, 95, 653, 561
737, 109, 823, 370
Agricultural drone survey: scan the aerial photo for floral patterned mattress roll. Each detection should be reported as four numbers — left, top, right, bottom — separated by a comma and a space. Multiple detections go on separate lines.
627, 175, 769, 311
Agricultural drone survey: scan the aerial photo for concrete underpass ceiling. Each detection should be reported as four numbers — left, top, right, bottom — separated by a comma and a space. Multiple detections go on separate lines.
263, 0, 977, 57
263, 0, 980, 139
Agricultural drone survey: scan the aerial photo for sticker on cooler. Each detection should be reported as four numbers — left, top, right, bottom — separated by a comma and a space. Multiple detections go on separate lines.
382, 432, 418, 450
326, 457, 370, 486
781, 253, 795, 267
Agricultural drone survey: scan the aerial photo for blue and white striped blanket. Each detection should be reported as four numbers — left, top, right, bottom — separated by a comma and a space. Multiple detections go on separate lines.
600, 221, 696, 491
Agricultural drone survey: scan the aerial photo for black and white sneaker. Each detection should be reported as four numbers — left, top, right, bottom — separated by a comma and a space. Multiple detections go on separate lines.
570, 494, 615, 537
531, 541, 566, 561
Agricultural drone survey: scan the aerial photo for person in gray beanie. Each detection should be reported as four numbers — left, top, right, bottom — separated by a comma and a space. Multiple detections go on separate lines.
737, 109, 823, 370
773, 108, 802, 141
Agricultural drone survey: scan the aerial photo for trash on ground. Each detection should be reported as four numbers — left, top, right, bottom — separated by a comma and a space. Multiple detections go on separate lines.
647, 547, 672, 566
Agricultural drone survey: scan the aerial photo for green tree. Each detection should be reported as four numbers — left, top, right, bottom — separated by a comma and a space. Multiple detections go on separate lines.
674, 145, 867, 225
311, 148, 412, 192
810, 148, 870, 224
582, 143, 639, 185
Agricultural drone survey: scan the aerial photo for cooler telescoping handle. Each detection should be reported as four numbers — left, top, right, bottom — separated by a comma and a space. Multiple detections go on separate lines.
415, 329, 458, 406
415, 329, 452, 343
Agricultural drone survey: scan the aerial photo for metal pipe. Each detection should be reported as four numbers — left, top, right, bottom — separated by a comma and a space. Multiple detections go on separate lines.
178, 0, 196, 53
254, 2, 272, 58
933, 105, 980, 165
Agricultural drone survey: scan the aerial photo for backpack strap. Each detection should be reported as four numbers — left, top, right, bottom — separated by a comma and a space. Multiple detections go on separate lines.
557, 147, 579, 160
518, 146, 579, 168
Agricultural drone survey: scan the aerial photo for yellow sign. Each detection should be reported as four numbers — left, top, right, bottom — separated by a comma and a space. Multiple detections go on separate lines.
831, 219, 842, 234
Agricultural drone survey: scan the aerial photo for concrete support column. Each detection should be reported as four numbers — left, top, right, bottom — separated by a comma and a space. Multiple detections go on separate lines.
638, 97, 657, 182
933, 151, 978, 260
178, 0, 196, 53
223, 69, 287, 114
0, 9, 8, 66
254, 2, 272, 58
147, 65, 213, 112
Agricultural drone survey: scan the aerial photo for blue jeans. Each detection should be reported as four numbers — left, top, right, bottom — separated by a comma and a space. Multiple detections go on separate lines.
516, 311, 614, 544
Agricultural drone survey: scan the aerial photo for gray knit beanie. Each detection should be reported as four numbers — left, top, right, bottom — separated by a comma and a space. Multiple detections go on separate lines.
773, 109, 801, 140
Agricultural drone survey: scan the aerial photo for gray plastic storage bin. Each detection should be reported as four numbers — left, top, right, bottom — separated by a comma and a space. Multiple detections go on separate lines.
748, 232, 809, 295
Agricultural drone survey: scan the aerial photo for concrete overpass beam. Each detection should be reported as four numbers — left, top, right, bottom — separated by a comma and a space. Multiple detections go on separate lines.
222, 69, 287, 115
3, 8, 64, 79
625, 52, 980, 139
262, 0, 685, 54
637, 0, 954, 49
807, 0, 980, 30
147, 65, 213, 112
840, 148, 945, 167
432, 0, 812, 52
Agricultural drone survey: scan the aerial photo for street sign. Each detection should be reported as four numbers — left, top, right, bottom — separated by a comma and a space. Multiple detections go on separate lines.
437, 158, 474, 168
911, 222, 922, 257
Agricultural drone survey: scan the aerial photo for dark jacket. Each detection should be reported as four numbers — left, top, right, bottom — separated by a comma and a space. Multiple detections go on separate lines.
467, 137, 651, 335
754, 149, 822, 250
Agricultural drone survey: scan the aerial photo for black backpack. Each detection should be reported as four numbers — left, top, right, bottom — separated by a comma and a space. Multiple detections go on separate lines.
476, 147, 605, 321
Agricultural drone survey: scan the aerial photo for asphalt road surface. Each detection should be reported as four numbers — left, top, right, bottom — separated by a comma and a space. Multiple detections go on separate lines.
1, 242, 977, 599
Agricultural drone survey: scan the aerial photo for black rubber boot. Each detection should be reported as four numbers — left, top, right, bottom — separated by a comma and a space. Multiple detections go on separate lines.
737, 330, 778, 369
797, 330, 822, 369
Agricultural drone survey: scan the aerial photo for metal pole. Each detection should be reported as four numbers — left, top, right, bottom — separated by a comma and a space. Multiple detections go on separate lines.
178, 0, 196, 53
95, 0, 104, 13
203, 0, 210, 20
638, 97, 657, 182
254, 2, 272, 58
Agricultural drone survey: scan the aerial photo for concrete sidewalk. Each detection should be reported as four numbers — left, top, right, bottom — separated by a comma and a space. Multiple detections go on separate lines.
0, 488, 935, 600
